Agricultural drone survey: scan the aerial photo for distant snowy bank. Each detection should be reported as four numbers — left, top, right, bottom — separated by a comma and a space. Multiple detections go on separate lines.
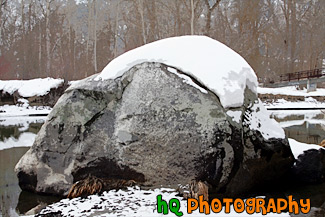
258, 86, 325, 97
0, 77, 64, 97
258, 86, 325, 110
0, 78, 67, 117
0, 98, 51, 118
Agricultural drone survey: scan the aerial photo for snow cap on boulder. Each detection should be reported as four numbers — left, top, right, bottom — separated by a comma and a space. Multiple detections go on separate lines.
96, 35, 258, 108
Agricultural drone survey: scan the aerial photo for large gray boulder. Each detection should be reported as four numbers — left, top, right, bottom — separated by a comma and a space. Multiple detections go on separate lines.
15, 62, 293, 196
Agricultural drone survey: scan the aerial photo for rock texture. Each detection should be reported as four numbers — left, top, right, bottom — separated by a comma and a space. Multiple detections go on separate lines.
15, 62, 293, 196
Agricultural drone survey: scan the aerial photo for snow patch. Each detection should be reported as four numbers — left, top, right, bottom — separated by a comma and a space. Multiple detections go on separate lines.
264, 98, 325, 110
0, 77, 64, 97
96, 36, 257, 108
288, 138, 324, 159
258, 86, 325, 97
167, 67, 208, 94
0, 102, 51, 117
226, 110, 242, 123
245, 100, 285, 140
268, 109, 323, 119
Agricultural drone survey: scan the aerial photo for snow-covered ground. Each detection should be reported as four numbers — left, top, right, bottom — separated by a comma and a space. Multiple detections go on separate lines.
275, 113, 325, 128
0, 98, 51, 117
30, 187, 289, 217
0, 77, 64, 97
269, 109, 324, 121
263, 97, 325, 109
18, 138, 320, 217
258, 86, 325, 111
245, 99, 285, 140
258, 86, 325, 97
19, 136, 321, 217
0, 78, 61, 118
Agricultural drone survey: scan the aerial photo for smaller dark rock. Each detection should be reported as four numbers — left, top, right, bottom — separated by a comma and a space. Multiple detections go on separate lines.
292, 149, 325, 183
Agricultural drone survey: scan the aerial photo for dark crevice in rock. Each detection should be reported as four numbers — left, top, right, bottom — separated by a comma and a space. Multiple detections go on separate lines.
196, 125, 231, 191
78, 89, 105, 102
198, 147, 225, 187
58, 123, 64, 134
71, 125, 82, 144
58, 125, 83, 154
17, 171, 37, 193
218, 126, 244, 194
72, 157, 145, 184
84, 111, 104, 128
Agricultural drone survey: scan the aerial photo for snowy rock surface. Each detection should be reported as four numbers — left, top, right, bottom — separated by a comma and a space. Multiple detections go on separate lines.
15, 37, 292, 198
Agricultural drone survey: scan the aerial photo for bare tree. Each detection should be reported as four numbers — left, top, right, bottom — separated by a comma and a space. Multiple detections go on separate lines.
45, 0, 51, 76
113, 0, 120, 58
190, 0, 194, 35
138, 0, 146, 44
203, 0, 221, 36
0, 0, 7, 55
93, 0, 97, 72
86, 0, 92, 76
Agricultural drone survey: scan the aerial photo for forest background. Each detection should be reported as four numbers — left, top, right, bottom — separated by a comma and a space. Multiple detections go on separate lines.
0, 0, 324, 82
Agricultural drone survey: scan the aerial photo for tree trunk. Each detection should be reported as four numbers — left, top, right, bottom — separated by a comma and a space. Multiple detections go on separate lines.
113, 1, 120, 58
175, 1, 181, 35
289, 0, 296, 73
138, 0, 146, 44
204, 0, 221, 36
45, 0, 51, 76
190, 0, 194, 35
86, 0, 92, 77
0, 0, 3, 56
21, 0, 26, 79
93, 0, 97, 73
39, 22, 42, 77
